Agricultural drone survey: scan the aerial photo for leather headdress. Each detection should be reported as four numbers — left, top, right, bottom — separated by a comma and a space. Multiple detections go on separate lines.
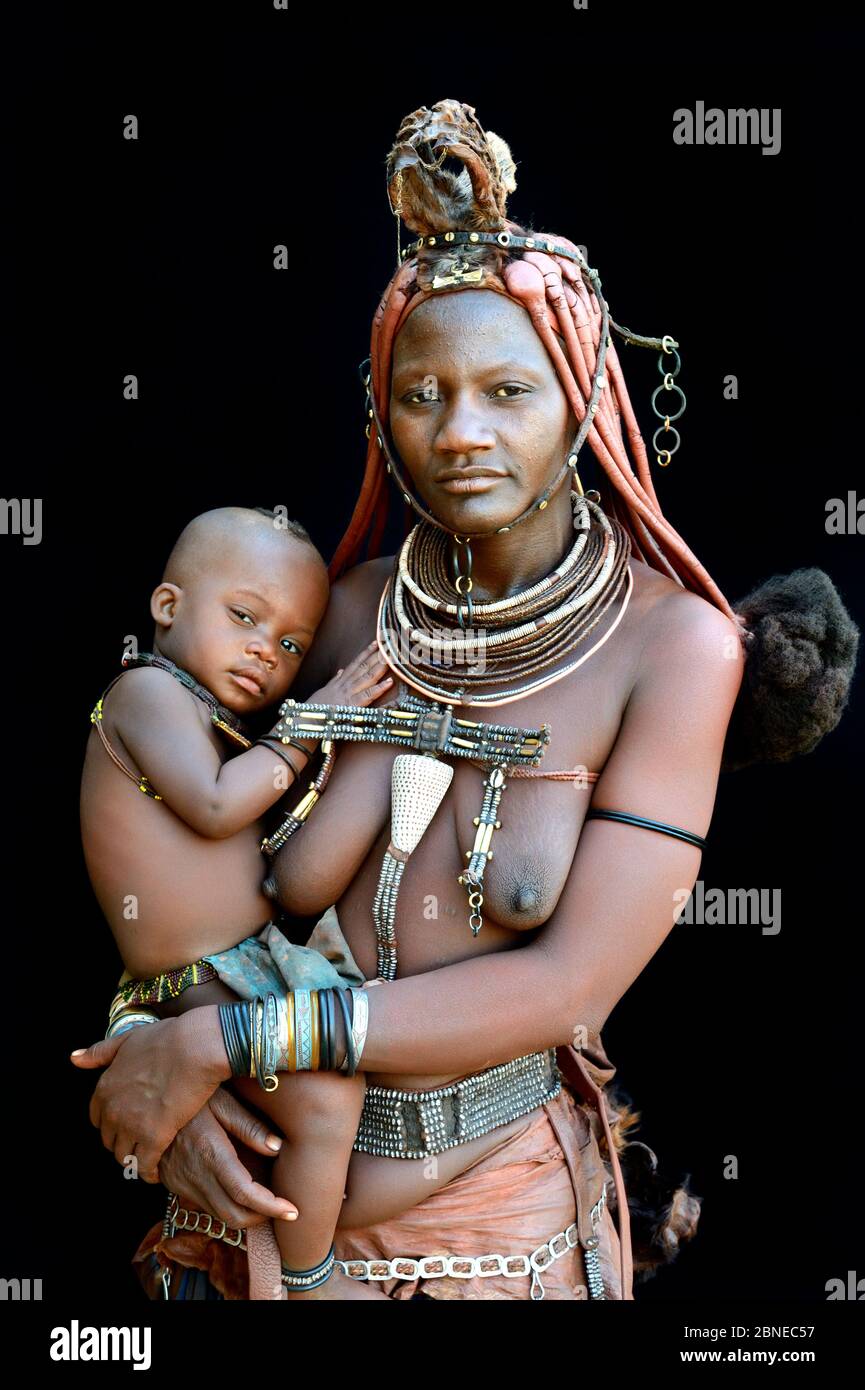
329, 98, 752, 652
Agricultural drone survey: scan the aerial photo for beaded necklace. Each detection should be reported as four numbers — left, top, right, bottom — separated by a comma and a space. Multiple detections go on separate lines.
119, 652, 252, 747
378, 491, 633, 708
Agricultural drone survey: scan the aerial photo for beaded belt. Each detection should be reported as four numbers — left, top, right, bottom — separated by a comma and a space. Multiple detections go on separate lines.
352, 1048, 561, 1159
112, 959, 218, 1009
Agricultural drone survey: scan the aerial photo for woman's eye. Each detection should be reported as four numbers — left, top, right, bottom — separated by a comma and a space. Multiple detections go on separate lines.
405, 384, 526, 404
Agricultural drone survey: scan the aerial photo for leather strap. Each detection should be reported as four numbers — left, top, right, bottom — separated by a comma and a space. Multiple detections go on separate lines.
90, 672, 144, 788
554, 1042, 634, 1300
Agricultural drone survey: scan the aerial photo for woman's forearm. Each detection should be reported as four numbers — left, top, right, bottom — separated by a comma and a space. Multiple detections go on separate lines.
357, 942, 568, 1073
198, 941, 569, 1083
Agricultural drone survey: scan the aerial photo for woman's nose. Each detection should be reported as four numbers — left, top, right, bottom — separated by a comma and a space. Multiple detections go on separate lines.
433, 398, 496, 455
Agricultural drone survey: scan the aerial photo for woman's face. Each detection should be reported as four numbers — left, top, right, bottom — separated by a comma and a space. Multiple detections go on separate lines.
389, 290, 574, 534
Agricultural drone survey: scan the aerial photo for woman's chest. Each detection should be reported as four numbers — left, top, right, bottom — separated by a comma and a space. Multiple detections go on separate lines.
339, 667, 625, 960
426, 761, 590, 932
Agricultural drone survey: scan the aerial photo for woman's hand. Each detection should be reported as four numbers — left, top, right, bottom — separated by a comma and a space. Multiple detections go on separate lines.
69, 1008, 232, 1183
158, 1087, 298, 1229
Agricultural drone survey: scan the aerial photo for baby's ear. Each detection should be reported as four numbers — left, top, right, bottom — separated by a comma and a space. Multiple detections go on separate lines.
150, 581, 182, 629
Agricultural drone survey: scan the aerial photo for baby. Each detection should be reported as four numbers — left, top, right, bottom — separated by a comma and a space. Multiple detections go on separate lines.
80, 505, 394, 1300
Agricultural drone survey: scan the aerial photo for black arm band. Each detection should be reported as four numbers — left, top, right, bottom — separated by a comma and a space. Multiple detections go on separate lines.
585, 807, 706, 850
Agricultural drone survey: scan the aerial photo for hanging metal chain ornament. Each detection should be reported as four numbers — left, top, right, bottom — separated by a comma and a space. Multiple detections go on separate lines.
452, 534, 474, 630
651, 334, 686, 466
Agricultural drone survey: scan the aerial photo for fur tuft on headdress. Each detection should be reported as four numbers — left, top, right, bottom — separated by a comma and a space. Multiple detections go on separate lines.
722, 567, 859, 772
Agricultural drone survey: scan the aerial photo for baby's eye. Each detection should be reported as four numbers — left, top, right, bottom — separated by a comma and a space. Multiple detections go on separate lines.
232, 608, 254, 624
281, 638, 302, 655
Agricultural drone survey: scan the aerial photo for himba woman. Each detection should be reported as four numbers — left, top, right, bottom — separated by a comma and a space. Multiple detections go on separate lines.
74, 100, 857, 1301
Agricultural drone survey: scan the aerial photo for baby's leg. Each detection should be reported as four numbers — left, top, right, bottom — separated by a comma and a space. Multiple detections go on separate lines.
145, 979, 392, 1299
337, 1109, 537, 1231
231, 1070, 390, 1300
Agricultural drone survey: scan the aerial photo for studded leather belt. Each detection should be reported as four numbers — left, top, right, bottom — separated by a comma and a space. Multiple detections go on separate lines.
351, 1047, 562, 1159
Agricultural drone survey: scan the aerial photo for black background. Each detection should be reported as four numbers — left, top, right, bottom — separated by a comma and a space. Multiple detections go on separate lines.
5, 0, 864, 1353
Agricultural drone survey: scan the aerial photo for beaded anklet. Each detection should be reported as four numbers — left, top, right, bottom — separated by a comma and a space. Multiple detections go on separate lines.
280, 1243, 337, 1291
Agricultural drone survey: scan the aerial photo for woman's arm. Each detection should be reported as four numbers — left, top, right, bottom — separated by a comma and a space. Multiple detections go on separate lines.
339, 592, 746, 1071
73, 591, 744, 1180
265, 738, 398, 915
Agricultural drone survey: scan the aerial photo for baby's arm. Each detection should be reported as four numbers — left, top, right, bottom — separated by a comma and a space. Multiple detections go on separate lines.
110, 642, 392, 839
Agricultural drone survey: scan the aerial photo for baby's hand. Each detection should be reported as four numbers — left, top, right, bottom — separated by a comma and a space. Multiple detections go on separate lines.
309, 639, 393, 708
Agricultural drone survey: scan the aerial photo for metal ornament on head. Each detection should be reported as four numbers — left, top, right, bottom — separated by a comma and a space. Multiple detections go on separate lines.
376, 102, 607, 630
340, 99, 749, 655
363, 109, 691, 643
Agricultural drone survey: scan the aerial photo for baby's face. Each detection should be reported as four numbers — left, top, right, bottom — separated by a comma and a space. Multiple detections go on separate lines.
162, 541, 330, 714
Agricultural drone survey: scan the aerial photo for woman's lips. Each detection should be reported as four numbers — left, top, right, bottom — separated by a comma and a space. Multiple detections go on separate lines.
436, 475, 505, 494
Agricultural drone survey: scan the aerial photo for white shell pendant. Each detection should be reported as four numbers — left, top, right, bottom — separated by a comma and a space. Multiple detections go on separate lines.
389, 753, 454, 855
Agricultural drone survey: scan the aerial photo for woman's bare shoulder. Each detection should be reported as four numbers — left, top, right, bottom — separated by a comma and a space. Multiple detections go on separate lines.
333, 554, 396, 602
628, 556, 739, 641
626, 557, 744, 710
330, 555, 396, 638
293, 556, 395, 697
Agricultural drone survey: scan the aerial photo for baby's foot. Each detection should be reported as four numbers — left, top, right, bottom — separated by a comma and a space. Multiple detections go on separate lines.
282, 1264, 392, 1301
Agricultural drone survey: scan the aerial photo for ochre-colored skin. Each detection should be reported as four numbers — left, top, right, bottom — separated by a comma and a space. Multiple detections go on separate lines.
260, 294, 744, 1240
74, 304, 744, 1292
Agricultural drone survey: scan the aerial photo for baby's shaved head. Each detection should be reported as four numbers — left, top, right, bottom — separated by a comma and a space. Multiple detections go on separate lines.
162, 506, 322, 589
150, 506, 330, 711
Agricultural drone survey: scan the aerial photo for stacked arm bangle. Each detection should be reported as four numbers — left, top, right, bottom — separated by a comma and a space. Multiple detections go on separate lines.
218, 987, 368, 1089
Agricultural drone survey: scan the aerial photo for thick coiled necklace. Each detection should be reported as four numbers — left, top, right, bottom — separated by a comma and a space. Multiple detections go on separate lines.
378, 490, 633, 707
